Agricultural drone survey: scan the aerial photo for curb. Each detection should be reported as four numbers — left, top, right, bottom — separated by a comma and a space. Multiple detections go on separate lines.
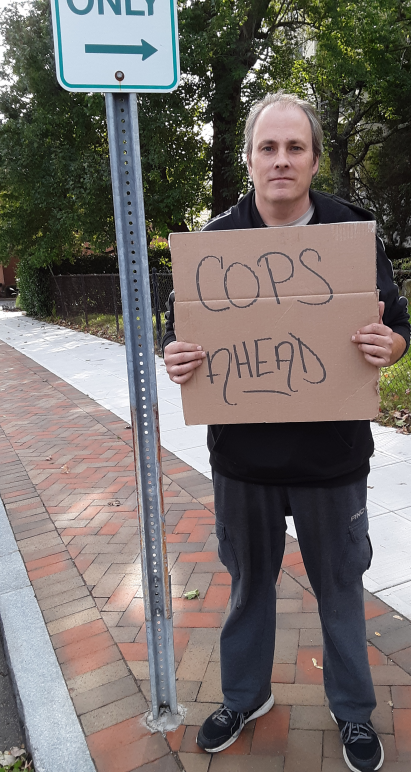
0, 497, 96, 772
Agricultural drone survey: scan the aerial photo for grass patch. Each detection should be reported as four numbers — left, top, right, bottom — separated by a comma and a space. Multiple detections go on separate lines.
376, 349, 411, 432
41, 312, 165, 354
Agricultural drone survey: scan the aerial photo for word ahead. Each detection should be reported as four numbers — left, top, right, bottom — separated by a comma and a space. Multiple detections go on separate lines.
207, 332, 326, 406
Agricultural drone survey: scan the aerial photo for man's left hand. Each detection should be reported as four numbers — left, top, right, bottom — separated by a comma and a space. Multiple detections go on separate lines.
351, 301, 405, 368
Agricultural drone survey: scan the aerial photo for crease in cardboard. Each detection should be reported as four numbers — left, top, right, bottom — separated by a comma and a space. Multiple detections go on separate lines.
337, 374, 380, 417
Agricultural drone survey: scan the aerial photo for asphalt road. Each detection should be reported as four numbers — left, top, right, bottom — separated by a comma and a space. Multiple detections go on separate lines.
0, 626, 24, 753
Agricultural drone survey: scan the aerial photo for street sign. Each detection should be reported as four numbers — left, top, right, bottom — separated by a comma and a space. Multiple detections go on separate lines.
50, 0, 179, 92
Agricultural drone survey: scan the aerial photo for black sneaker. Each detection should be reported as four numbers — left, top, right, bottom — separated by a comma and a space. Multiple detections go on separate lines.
330, 711, 384, 771
196, 692, 274, 753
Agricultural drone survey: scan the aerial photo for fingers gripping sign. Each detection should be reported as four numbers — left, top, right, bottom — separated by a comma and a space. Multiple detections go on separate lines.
164, 341, 206, 384
351, 301, 394, 368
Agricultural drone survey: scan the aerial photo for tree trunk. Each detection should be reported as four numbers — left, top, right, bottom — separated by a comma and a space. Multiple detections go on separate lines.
328, 137, 351, 200
211, 76, 243, 217
209, 0, 273, 217
322, 99, 352, 201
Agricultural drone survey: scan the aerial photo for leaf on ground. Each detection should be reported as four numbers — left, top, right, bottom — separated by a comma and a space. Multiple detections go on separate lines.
0, 753, 16, 766
312, 657, 323, 669
393, 614, 403, 620
375, 631, 381, 636
61, 464, 69, 473
184, 589, 200, 599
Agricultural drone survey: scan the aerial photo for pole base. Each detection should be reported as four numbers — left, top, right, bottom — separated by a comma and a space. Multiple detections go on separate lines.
145, 704, 186, 733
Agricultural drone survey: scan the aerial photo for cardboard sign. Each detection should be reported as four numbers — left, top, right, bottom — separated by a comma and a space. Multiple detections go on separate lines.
169, 222, 380, 425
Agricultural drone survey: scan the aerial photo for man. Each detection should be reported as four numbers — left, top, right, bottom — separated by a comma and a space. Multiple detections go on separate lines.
163, 92, 410, 772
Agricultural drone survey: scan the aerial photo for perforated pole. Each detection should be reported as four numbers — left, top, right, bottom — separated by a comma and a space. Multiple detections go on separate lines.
105, 92, 177, 719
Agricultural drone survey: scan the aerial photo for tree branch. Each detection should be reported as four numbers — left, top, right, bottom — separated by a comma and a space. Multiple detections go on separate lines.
347, 128, 399, 171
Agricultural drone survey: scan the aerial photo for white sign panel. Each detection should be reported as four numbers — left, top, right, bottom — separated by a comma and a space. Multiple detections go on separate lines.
50, 0, 180, 92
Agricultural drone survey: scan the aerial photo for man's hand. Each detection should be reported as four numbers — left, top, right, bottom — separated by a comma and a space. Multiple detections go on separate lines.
164, 341, 206, 384
351, 301, 406, 368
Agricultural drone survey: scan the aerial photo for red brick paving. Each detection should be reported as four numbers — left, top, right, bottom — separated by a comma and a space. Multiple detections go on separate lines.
1, 342, 411, 771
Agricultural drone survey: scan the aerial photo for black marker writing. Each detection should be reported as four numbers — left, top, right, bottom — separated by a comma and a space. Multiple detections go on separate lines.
257, 252, 294, 304
224, 262, 260, 309
206, 333, 326, 404
275, 340, 297, 393
297, 249, 333, 305
206, 348, 236, 405
289, 333, 327, 384
255, 338, 274, 378
196, 255, 229, 313
233, 341, 253, 378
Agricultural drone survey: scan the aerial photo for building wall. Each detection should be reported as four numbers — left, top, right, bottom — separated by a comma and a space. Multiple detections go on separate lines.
1, 258, 18, 286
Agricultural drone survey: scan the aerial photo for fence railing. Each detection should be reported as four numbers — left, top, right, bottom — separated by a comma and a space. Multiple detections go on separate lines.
49, 271, 173, 349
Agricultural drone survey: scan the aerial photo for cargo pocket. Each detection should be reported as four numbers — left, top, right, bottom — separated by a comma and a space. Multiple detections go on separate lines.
338, 511, 373, 586
215, 521, 240, 580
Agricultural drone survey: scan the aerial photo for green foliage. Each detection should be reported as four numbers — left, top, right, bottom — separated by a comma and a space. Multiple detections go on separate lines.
147, 240, 171, 271
179, 0, 305, 215
355, 130, 411, 259
286, 0, 411, 202
17, 257, 52, 316
1, 0, 411, 280
0, 0, 209, 272
54, 252, 118, 275
0, 0, 115, 268
138, 89, 210, 235
378, 349, 411, 431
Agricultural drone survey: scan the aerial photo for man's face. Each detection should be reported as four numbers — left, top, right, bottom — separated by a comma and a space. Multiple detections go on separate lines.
247, 104, 319, 211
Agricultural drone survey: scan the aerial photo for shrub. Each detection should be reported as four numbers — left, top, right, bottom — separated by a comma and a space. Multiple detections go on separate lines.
17, 259, 52, 317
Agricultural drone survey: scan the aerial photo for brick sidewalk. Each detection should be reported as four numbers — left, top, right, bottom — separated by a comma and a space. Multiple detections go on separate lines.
1, 340, 411, 771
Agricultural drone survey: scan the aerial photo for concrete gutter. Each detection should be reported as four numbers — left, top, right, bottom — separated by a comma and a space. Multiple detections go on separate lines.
0, 497, 96, 772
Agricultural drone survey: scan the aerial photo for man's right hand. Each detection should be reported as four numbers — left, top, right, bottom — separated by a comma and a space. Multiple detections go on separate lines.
164, 341, 206, 384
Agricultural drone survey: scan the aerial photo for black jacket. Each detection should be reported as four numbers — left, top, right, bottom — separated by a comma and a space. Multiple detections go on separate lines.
163, 189, 410, 486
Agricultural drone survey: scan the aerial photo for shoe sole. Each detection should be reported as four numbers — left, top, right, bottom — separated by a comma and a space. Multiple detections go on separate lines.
197, 693, 275, 753
330, 711, 384, 772
245, 692, 275, 723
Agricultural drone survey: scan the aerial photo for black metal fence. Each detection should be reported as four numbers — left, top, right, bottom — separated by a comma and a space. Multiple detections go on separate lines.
49, 271, 173, 348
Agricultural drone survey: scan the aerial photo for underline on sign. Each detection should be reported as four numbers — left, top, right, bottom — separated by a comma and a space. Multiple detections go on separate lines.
243, 390, 291, 396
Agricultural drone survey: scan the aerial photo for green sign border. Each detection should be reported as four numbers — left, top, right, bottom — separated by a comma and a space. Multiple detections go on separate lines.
53, 0, 179, 91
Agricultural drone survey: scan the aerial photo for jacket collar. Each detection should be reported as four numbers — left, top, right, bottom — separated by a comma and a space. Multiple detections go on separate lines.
232, 188, 375, 227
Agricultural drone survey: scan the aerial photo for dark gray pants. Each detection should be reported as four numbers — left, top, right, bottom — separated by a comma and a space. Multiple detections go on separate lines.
213, 471, 376, 723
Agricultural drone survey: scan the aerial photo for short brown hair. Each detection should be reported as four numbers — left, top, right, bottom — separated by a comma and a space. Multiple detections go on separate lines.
244, 91, 323, 161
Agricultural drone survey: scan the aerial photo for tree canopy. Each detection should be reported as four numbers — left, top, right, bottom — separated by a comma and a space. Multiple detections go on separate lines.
0, 0, 208, 267
0, 0, 411, 267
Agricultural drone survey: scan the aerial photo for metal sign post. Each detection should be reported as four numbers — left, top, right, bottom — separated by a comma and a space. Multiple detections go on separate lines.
105, 92, 177, 719
49, 0, 180, 722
